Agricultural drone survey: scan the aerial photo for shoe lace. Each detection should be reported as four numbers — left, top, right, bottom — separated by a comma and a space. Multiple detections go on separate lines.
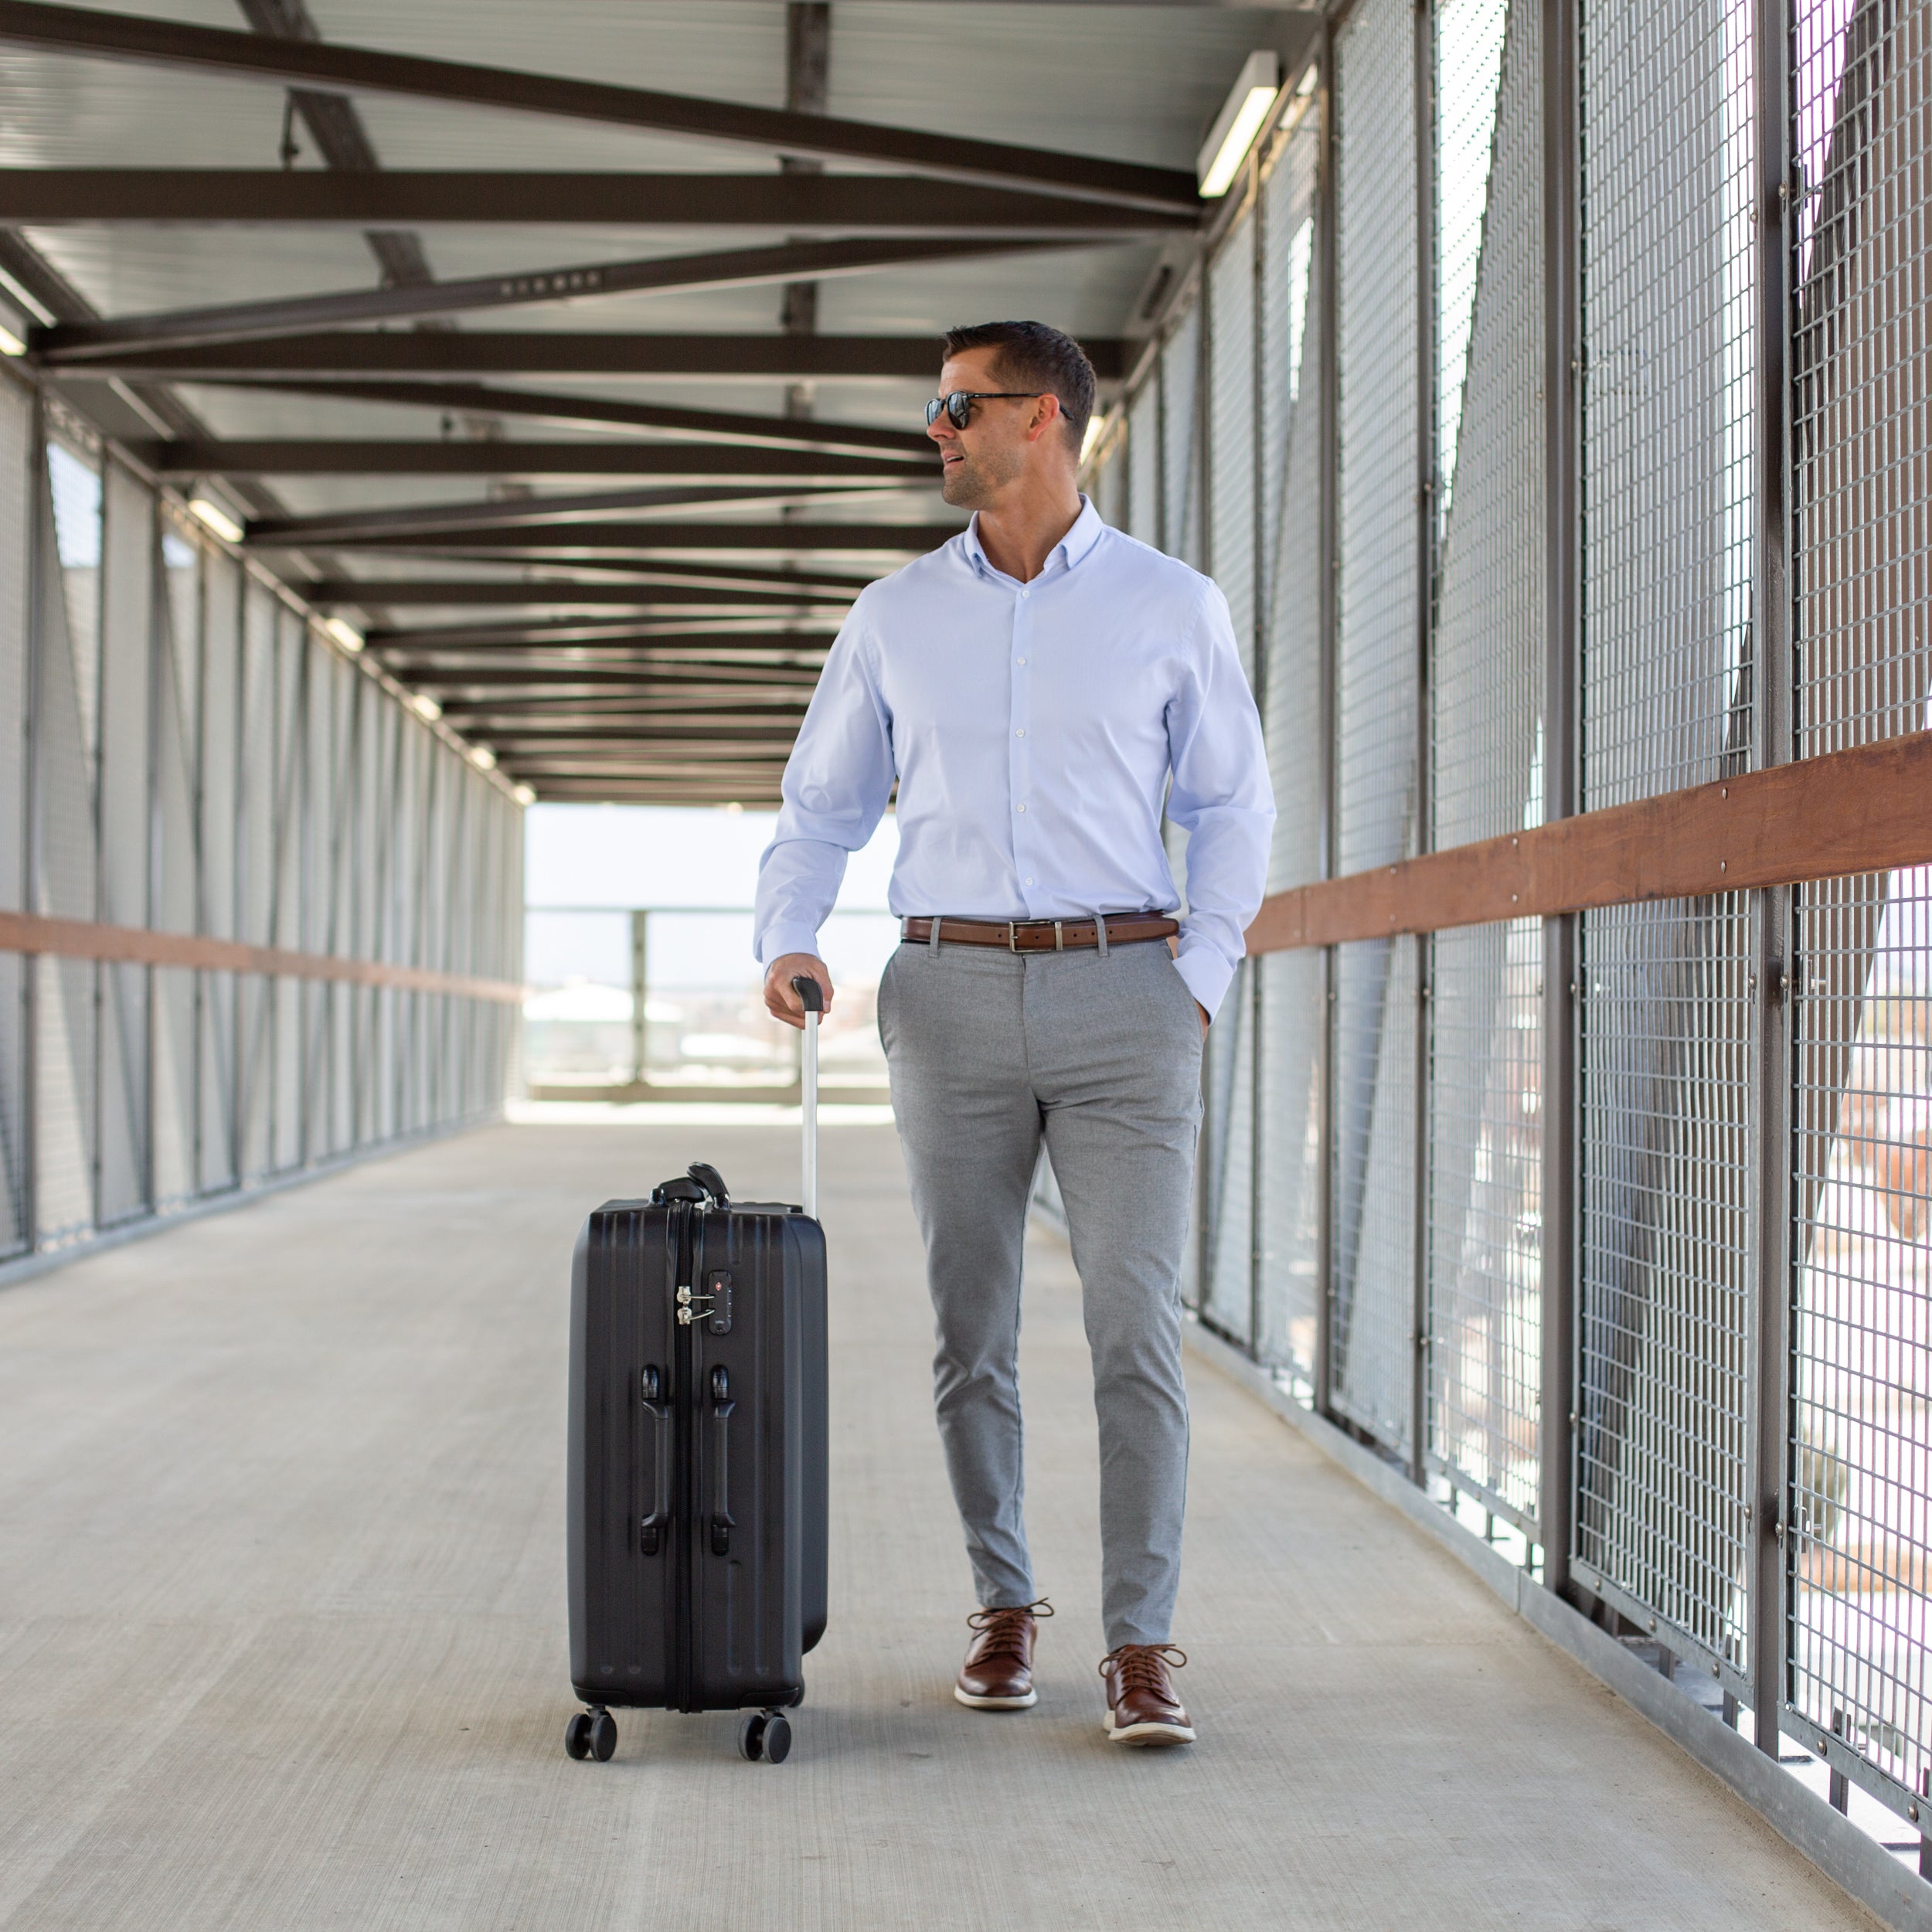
1099, 1643, 1187, 1694
966, 1598, 1053, 1658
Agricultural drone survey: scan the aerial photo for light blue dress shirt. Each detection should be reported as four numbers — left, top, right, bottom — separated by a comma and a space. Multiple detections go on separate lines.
753, 497, 1275, 1019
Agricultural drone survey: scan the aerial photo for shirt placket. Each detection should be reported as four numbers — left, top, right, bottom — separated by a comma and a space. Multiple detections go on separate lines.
1008, 581, 1036, 913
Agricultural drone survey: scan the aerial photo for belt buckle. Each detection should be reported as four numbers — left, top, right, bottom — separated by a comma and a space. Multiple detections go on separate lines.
1006, 920, 1020, 954
1053, 920, 1064, 952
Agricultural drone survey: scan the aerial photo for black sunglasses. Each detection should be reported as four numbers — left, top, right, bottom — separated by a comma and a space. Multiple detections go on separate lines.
925, 390, 1047, 430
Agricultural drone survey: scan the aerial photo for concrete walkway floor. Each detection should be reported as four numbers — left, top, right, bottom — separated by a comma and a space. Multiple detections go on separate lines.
0, 1121, 1876, 1930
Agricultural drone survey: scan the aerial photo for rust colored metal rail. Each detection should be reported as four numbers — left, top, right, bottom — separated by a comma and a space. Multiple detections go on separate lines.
0, 911, 524, 1003
1247, 730, 1932, 953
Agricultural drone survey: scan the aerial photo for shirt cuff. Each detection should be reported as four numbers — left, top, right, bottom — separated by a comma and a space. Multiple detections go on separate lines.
1172, 938, 1237, 1020
757, 921, 824, 967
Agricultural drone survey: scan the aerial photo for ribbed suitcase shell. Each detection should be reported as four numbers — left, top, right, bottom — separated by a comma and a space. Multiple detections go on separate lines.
567, 1192, 828, 1713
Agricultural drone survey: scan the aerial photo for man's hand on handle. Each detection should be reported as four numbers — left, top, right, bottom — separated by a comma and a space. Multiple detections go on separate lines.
765, 952, 834, 1030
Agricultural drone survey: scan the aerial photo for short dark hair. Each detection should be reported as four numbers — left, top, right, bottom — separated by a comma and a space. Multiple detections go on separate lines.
940, 320, 1096, 451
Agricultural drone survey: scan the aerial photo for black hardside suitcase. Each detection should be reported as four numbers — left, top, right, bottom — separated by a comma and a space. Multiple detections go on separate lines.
564, 981, 828, 1765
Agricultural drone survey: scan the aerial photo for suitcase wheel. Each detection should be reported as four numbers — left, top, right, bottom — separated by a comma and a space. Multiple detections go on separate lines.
739, 1709, 791, 1764
566, 1708, 617, 1763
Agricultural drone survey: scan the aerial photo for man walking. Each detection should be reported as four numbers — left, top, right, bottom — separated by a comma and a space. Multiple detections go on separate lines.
755, 321, 1274, 1747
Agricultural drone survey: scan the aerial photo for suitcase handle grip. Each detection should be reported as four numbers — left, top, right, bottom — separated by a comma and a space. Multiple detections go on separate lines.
638, 1370, 671, 1556
709, 1390, 736, 1556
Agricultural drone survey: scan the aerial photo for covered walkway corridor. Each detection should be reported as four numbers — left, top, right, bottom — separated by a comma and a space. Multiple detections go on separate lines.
0, 1118, 1874, 1930
5, 0, 1932, 1924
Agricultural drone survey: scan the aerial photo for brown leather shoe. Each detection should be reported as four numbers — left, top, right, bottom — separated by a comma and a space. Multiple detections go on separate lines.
1099, 1644, 1196, 1745
954, 1600, 1052, 1709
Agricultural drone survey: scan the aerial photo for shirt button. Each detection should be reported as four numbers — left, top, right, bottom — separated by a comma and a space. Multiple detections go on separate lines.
1017, 803, 1028, 813
1016, 657, 1026, 665
1025, 876, 1035, 885
1015, 729, 1024, 738
1020, 590, 1029, 599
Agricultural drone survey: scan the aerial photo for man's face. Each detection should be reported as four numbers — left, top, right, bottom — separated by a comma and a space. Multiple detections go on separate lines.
927, 348, 1046, 509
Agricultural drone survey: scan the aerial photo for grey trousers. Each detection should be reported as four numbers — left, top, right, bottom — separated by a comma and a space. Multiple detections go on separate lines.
876, 934, 1203, 1649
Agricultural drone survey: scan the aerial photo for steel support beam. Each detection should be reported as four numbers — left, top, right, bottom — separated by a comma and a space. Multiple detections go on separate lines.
61, 332, 1122, 383
33, 236, 1067, 361
242, 486, 909, 544
302, 567, 869, 605
0, 2, 1199, 213
138, 440, 934, 481
372, 638, 835, 668
175, 381, 937, 460
254, 521, 962, 556
368, 617, 838, 648
0, 171, 1185, 236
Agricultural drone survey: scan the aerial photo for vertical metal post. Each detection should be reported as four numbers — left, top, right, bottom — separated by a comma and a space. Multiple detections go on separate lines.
1410, 0, 1437, 1490
1250, 142, 1270, 1365
189, 541, 206, 1194
1537, 0, 1581, 1597
1747, 0, 1795, 1764
630, 908, 649, 1090
1314, 19, 1341, 1420
19, 396, 45, 1249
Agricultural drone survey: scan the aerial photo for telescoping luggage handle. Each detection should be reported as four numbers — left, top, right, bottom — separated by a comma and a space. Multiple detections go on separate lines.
791, 975, 823, 1220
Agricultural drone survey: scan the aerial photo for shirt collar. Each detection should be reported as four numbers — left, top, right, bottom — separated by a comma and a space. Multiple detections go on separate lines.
961, 494, 1106, 581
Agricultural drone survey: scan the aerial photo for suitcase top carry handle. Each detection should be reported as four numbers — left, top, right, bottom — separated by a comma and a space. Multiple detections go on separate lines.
790, 977, 821, 1220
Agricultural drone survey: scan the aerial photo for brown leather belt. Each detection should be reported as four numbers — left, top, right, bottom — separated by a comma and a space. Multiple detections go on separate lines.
900, 915, 1179, 953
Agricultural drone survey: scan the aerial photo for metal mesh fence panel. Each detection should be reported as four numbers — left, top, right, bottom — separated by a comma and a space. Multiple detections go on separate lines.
1573, 0, 1757, 1682
1576, 893, 1755, 1682
1209, 209, 1257, 676
1331, 0, 1420, 1451
270, 607, 305, 1175
1791, 868, 1932, 1813
1126, 369, 1159, 547
1162, 306, 1202, 566
151, 529, 199, 1212
1257, 110, 1324, 1389
1792, 0, 1932, 759
0, 379, 29, 1257
1578, 0, 1754, 811
1424, 0, 1546, 1532
236, 579, 278, 1185
198, 550, 240, 1196
36, 444, 100, 1245
1202, 958, 1256, 1343
97, 461, 153, 1227
1199, 202, 1260, 1342
1785, 0, 1932, 1821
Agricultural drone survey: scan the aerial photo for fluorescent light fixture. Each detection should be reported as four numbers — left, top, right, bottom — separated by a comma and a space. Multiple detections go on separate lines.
188, 496, 243, 544
1296, 64, 1318, 99
1197, 51, 1281, 198
470, 745, 496, 770
722, 801, 744, 815
512, 783, 536, 806
411, 692, 442, 722
1080, 412, 1105, 464
321, 616, 363, 655
0, 322, 24, 357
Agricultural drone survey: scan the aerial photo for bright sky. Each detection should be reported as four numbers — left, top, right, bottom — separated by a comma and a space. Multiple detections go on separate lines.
526, 803, 897, 912
523, 804, 902, 992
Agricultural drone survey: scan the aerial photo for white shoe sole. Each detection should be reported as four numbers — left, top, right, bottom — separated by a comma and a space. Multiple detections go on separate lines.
1104, 1711, 1196, 1745
954, 1685, 1037, 1710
